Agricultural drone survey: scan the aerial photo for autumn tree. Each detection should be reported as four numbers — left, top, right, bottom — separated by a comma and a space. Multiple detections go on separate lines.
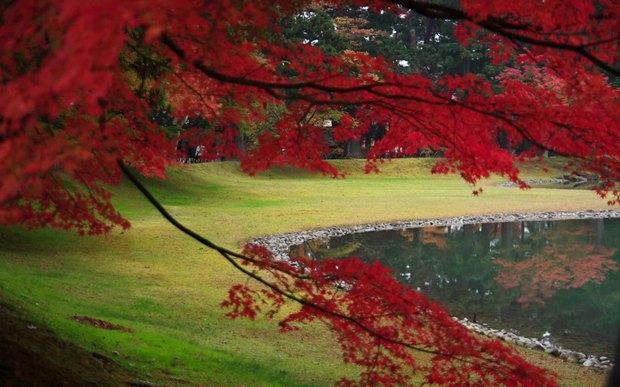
1, 0, 619, 385
280, 5, 505, 157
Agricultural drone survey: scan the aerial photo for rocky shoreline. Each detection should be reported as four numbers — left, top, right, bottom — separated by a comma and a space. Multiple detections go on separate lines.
458, 317, 614, 371
251, 209, 620, 261
250, 209, 620, 371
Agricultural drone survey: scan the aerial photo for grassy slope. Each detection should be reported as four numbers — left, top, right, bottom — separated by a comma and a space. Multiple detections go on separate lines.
0, 158, 612, 386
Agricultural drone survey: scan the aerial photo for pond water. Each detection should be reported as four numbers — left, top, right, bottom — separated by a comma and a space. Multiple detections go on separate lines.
289, 218, 620, 357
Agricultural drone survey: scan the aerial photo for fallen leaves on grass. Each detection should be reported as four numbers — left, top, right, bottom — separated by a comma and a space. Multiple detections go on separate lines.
68, 316, 133, 332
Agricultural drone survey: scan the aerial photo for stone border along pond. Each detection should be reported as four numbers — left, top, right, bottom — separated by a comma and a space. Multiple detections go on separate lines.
250, 209, 620, 372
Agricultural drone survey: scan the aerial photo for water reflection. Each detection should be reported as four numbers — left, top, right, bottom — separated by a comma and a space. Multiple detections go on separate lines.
289, 218, 620, 357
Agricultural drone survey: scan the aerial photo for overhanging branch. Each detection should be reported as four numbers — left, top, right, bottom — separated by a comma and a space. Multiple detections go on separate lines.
385, 0, 620, 77
116, 159, 525, 377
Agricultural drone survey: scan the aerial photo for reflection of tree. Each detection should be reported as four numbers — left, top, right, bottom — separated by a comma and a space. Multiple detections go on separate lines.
289, 238, 361, 259
494, 221, 617, 306
290, 218, 620, 355
294, 225, 505, 320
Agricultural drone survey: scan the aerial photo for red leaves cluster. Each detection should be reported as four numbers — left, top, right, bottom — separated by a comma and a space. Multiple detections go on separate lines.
0, 0, 177, 233
242, 110, 339, 176
1, 0, 619, 233
220, 244, 557, 386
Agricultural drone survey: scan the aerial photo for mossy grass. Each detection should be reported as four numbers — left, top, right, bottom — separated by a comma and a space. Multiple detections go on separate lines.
0, 158, 611, 386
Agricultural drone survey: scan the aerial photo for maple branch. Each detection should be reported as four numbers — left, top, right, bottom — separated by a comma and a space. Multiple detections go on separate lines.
385, 0, 620, 77
117, 160, 247, 260
159, 32, 615, 172
161, 32, 457, 114
161, 33, 412, 96
428, 91, 593, 162
116, 159, 529, 378
116, 159, 432, 350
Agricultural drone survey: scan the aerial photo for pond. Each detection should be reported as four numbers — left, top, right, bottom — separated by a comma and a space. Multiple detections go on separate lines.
288, 217, 620, 357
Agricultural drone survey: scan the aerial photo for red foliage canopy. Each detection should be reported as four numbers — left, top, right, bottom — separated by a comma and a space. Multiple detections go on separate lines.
0, 0, 618, 233
2, 0, 619, 385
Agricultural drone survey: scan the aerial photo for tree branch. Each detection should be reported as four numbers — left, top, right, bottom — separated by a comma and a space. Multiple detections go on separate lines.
116, 159, 440, 354
116, 159, 535, 382
385, 0, 620, 77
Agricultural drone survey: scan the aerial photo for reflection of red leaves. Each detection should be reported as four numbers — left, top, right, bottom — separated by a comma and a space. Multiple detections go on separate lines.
495, 245, 617, 305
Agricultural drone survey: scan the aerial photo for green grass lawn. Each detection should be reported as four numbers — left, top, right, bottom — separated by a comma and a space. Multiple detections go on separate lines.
0, 158, 613, 386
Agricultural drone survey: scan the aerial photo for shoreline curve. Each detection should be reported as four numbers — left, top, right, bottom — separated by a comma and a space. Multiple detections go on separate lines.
251, 209, 620, 371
